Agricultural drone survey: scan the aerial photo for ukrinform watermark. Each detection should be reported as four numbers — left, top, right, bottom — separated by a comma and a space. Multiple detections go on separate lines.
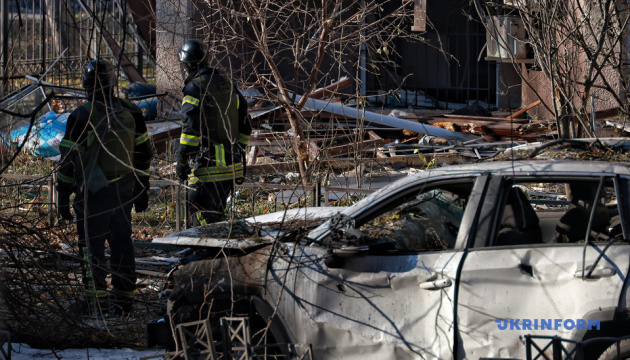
495, 319, 600, 331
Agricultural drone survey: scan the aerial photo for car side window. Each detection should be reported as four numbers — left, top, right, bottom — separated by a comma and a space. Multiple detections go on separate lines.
358, 183, 473, 252
492, 179, 620, 247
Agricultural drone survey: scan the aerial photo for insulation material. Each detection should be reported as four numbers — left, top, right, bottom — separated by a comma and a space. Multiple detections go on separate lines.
10, 111, 69, 158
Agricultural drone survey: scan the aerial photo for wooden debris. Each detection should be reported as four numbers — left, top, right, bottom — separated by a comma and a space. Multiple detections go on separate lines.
506, 100, 541, 119
430, 122, 460, 132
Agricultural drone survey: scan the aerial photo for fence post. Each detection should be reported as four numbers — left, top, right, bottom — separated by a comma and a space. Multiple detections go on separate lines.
40, 0, 47, 75
1, 0, 9, 96
48, 174, 55, 226
175, 183, 181, 232
575, 341, 584, 360
552, 336, 562, 360
525, 335, 532, 360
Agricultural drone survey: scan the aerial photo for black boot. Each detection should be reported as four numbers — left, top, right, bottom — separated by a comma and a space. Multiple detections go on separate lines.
108, 291, 134, 316
69, 296, 111, 317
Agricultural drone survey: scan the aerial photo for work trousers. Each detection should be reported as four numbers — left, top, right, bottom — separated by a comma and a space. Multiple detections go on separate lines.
73, 175, 137, 297
188, 179, 234, 226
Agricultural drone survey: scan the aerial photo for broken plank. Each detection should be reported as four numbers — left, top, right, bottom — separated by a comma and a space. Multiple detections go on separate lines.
590, 107, 622, 122
565, 107, 622, 126
147, 121, 182, 145
248, 145, 260, 165
463, 123, 547, 136
439, 114, 531, 123
505, 100, 541, 119
368, 131, 389, 158
308, 77, 352, 99
324, 139, 384, 157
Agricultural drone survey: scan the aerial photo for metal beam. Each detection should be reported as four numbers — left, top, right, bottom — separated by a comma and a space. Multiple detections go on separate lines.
294, 94, 474, 141
125, 0, 156, 60
76, 0, 146, 83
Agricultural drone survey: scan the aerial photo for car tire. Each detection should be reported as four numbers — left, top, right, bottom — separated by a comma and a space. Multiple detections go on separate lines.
249, 306, 283, 354
249, 297, 293, 357
598, 339, 630, 360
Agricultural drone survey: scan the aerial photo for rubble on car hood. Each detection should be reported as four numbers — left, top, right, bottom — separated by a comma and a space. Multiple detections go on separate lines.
151, 207, 343, 249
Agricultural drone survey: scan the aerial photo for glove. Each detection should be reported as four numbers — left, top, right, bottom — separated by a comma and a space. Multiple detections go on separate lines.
176, 161, 190, 182
134, 177, 150, 213
57, 192, 73, 221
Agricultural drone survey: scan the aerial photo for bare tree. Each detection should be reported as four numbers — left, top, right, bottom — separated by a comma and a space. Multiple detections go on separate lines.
169, 0, 416, 184
474, 0, 630, 138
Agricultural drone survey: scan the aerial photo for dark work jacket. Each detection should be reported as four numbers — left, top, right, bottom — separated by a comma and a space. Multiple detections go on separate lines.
175, 67, 252, 184
57, 94, 153, 194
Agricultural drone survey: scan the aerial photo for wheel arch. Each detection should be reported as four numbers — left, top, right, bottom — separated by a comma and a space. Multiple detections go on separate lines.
250, 295, 295, 345
573, 309, 630, 359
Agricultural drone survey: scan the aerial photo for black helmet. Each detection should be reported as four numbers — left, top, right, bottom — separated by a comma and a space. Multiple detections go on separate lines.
82, 59, 116, 93
178, 39, 207, 72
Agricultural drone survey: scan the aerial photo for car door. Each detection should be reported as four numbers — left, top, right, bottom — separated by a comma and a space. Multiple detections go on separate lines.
264, 174, 488, 360
457, 174, 630, 360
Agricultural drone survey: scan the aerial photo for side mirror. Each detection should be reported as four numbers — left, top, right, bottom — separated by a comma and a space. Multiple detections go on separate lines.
325, 245, 369, 269
332, 245, 369, 257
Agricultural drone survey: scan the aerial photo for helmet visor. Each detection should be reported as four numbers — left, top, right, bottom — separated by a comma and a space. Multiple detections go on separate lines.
178, 49, 187, 63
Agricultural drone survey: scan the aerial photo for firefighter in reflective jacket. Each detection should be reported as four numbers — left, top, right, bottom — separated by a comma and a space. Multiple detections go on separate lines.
56, 59, 153, 316
175, 39, 251, 226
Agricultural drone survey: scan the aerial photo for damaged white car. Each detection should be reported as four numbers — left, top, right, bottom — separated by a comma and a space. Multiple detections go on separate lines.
153, 160, 630, 360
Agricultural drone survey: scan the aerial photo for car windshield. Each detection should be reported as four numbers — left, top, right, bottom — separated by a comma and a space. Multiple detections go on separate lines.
356, 183, 472, 252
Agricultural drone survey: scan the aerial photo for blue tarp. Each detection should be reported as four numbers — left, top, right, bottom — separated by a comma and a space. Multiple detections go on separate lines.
10, 111, 69, 158
127, 83, 157, 121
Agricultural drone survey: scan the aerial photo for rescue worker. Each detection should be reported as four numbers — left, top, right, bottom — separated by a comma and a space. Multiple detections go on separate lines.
56, 59, 153, 316
175, 39, 251, 226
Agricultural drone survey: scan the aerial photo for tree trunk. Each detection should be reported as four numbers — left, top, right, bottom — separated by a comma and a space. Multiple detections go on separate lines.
285, 107, 310, 187
554, 89, 574, 139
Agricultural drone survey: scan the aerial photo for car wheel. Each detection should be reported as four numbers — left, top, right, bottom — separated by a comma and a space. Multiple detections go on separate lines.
249, 307, 284, 356
249, 297, 293, 357
598, 339, 630, 360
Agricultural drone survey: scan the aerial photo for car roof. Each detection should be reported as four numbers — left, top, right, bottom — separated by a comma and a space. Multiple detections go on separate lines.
423, 159, 630, 176
305, 160, 630, 241
351, 160, 630, 212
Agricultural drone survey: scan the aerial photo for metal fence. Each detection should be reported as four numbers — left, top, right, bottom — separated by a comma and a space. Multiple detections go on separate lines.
0, 174, 373, 233
0, 0, 152, 95
525, 334, 630, 360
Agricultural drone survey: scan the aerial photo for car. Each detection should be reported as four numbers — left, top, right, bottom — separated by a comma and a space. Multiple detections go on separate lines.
153, 159, 630, 360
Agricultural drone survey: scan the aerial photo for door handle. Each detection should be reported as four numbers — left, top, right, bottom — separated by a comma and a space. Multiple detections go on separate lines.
419, 278, 452, 290
574, 267, 616, 279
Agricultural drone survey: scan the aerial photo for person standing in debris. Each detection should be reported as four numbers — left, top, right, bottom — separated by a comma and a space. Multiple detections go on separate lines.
175, 39, 251, 226
56, 59, 153, 316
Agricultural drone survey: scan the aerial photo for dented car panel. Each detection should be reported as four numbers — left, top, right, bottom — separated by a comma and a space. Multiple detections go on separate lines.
266, 245, 463, 359
153, 160, 630, 359
458, 244, 630, 359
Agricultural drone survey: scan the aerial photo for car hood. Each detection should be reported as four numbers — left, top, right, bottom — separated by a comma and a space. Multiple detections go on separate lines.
151, 207, 343, 250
